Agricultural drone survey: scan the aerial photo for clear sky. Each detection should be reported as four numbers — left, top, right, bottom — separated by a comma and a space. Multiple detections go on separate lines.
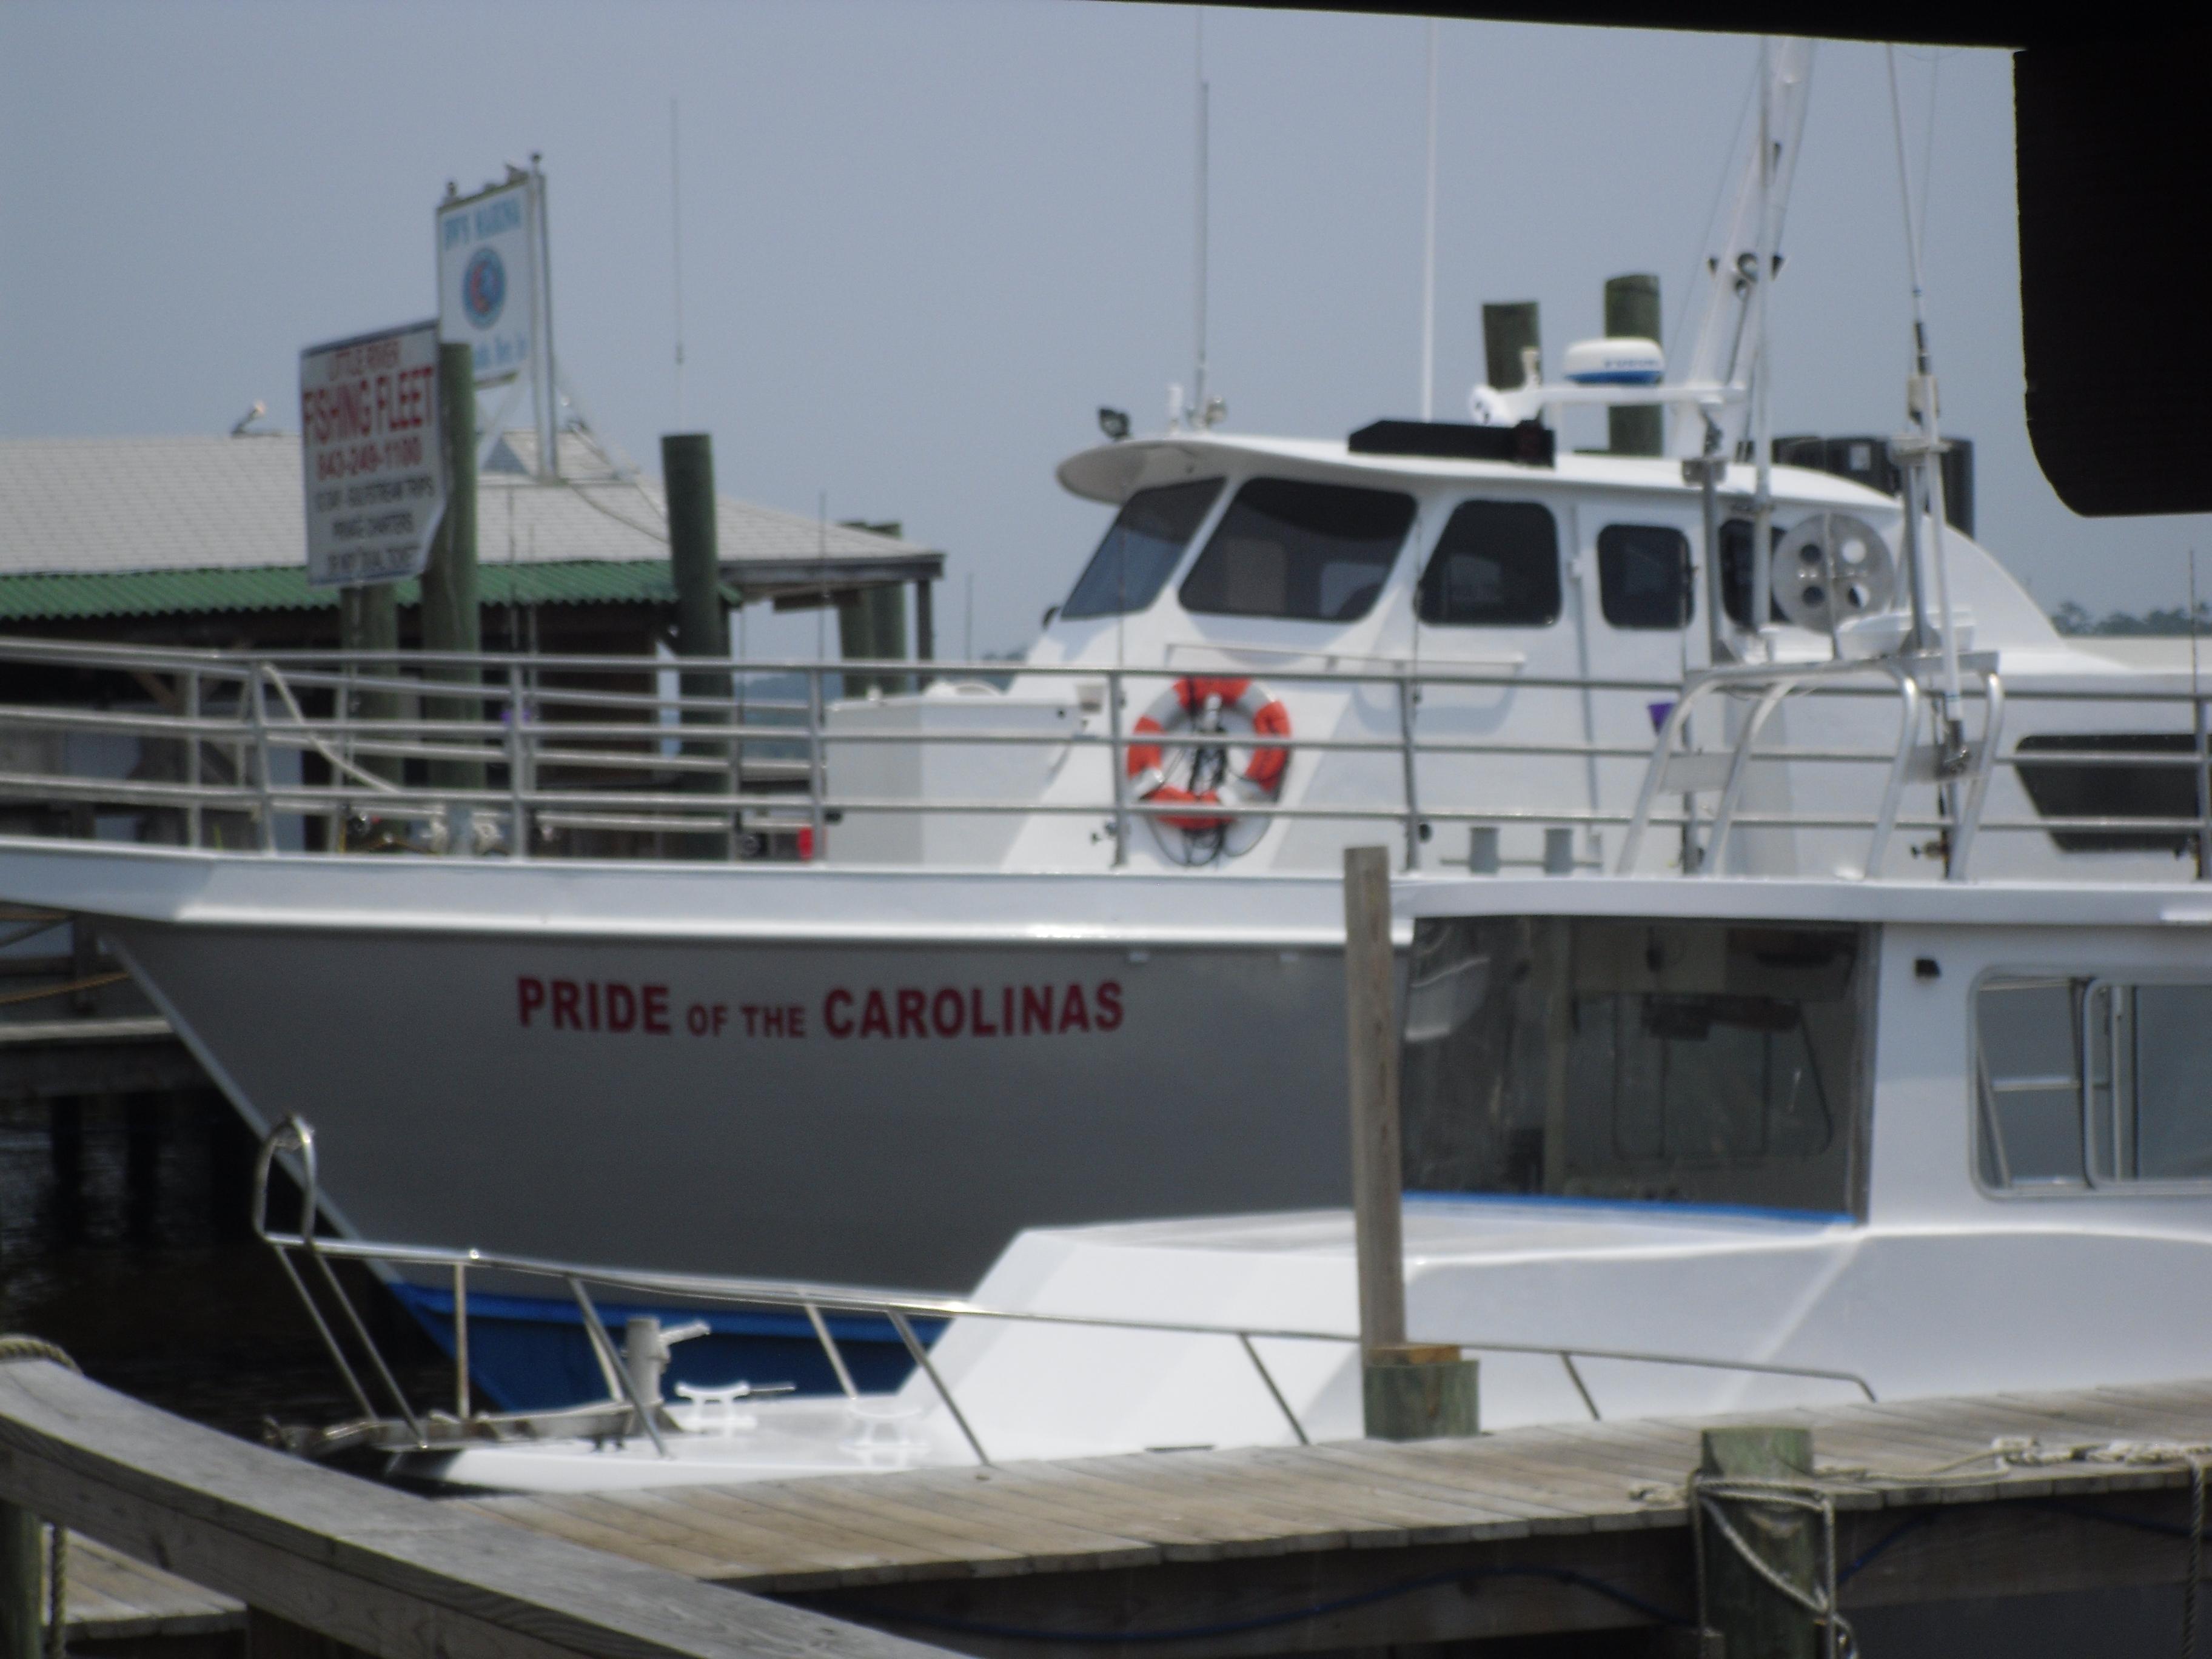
4, 1, 2205, 655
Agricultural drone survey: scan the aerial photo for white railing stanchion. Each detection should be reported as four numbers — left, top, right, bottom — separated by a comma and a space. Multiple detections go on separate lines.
1948, 669, 2004, 880
505, 675, 529, 862
247, 662, 276, 854
1398, 672, 1422, 871
1107, 668, 1130, 867
184, 669, 203, 850
806, 665, 828, 863
454, 1262, 471, 1421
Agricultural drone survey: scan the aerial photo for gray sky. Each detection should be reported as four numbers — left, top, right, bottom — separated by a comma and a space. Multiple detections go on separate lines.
4, 1, 2205, 655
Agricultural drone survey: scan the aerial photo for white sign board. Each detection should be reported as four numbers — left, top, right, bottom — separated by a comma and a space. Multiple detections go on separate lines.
437, 178, 536, 386
299, 321, 444, 589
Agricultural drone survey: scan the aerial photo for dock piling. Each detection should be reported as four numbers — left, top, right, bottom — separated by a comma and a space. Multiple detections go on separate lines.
1344, 845, 1478, 1440
1696, 1425, 1826, 1659
0, 1501, 38, 1659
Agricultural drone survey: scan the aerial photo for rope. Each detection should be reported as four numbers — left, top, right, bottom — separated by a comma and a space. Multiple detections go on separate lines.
0, 1338, 78, 1659
1687, 1474, 1855, 1658
0, 973, 128, 1010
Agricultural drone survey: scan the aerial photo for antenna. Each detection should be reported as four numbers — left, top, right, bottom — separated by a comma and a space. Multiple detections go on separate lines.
1420, 19, 1438, 422
1193, 10, 1210, 422
671, 97, 686, 427
1749, 38, 1775, 657
1886, 44, 1965, 752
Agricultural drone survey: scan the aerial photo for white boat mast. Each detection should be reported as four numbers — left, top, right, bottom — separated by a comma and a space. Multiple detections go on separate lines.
1669, 39, 1815, 463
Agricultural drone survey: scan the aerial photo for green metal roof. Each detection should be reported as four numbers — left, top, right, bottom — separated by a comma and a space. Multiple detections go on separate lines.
0, 561, 682, 622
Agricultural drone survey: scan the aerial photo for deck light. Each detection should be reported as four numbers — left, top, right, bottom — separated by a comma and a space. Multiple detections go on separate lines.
1098, 407, 1131, 443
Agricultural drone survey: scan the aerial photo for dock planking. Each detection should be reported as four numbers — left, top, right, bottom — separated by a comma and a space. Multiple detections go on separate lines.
464, 1378, 2212, 1657
0, 1359, 949, 1659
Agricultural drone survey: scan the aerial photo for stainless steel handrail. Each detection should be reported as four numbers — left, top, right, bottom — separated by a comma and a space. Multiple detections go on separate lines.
8, 632, 2208, 879
252, 1118, 1878, 1462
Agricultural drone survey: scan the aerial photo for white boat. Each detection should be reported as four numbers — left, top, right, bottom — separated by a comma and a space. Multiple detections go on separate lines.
249, 865, 2212, 1492
5, 39, 2208, 1393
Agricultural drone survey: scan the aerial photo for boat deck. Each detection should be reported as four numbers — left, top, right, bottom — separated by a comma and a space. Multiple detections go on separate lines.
466, 1378, 2212, 1651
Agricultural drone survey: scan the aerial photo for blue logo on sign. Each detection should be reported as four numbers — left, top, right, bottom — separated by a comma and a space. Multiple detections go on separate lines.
461, 247, 506, 329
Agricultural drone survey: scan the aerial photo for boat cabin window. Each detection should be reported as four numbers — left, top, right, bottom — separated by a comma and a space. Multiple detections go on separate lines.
1061, 480, 1225, 620
1720, 518, 1785, 627
1597, 525, 1694, 629
1977, 974, 2212, 1191
1415, 501, 1560, 627
1401, 917, 1871, 1218
1179, 478, 1415, 623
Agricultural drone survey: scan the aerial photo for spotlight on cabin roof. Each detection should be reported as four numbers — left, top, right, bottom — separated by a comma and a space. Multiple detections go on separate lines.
1561, 337, 1665, 387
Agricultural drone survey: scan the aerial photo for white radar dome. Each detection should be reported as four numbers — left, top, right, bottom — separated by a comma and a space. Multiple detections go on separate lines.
1561, 337, 1664, 386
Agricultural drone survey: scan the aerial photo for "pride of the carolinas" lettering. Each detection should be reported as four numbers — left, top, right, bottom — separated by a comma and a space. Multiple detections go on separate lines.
515, 976, 1122, 1041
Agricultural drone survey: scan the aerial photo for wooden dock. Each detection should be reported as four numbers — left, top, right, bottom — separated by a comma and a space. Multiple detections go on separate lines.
467, 1379, 2212, 1655
7, 1356, 2212, 1659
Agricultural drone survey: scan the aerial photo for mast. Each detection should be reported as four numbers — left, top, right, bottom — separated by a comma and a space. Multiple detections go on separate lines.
1669, 39, 1815, 461
1192, 12, 1210, 424
1420, 19, 1438, 421
1749, 40, 1775, 654
1885, 45, 1966, 774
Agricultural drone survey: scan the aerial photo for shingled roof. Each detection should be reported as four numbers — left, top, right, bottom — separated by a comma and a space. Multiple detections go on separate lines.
0, 429, 940, 621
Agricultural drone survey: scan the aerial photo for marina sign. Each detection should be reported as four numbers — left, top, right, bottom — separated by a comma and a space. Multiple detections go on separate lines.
298, 320, 444, 588
437, 176, 538, 387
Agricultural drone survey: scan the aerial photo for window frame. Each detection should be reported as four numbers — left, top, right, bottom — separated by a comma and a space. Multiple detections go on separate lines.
1415, 498, 1563, 629
1972, 966, 2212, 1199
1176, 476, 1418, 626
1058, 477, 1227, 623
1595, 522, 1696, 632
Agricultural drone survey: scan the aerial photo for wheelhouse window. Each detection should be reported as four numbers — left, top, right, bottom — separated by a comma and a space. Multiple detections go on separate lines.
1061, 480, 1224, 621
1416, 501, 1560, 626
1401, 917, 1871, 1217
1720, 518, 1784, 627
1179, 478, 1415, 623
1597, 525, 1694, 629
1978, 974, 2212, 1190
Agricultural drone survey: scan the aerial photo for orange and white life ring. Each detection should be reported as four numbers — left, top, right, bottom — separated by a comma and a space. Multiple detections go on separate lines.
1125, 677, 1292, 835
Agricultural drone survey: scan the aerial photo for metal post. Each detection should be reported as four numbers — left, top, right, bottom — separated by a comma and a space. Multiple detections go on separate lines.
805, 666, 828, 863
505, 685, 529, 861
1101, 668, 1135, 866
453, 1263, 471, 1422
2197, 693, 2211, 883
802, 1303, 859, 1400
248, 664, 276, 854
1397, 678, 1422, 871
888, 1310, 990, 1467
184, 669, 203, 849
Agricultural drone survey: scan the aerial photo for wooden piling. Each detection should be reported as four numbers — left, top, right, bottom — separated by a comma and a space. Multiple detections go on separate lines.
421, 341, 483, 802
1698, 1425, 1822, 1659
1344, 846, 1478, 1439
1482, 301, 1540, 390
0, 1501, 37, 1659
337, 586, 399, 788
662, 433, 732, 857
1605, 273, 1663, 457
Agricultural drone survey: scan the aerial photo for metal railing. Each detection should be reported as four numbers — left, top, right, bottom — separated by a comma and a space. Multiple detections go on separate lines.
5, 632, 2212, 880
253, 1119, 1876, 1466
1619, 654, 2006, 880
